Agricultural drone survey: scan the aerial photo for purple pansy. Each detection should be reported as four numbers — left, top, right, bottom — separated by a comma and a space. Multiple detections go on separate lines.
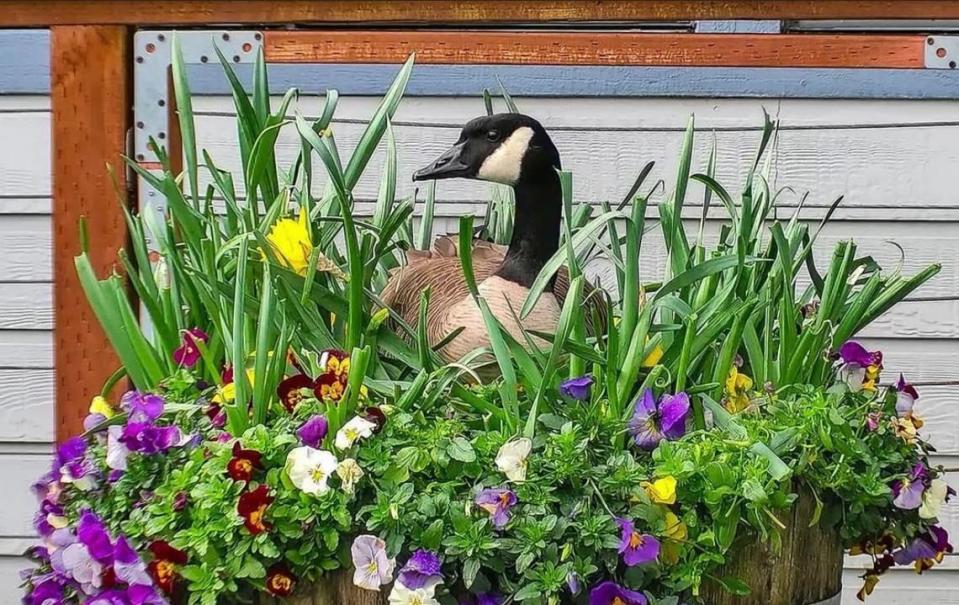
838, 341, 883, 391
26, 578, 64, 605
55, 437, 87, 470
113, 536, 152, 586
475, 488, 518, 529
895, 374, 920, 417
892, 463, 929, 510
84, 413, 108, 432
567, 572, 581, 595
120, 423, 181, 455
616, 518, 660, 566
296, 415, 329, 448
839, 341, 882, 368
397, 549, 443, 590
172, 327, 208, 368
559, 375, 594, 401
51, 543, 103, 592
106, 426, 130, 471
627, 389, 690, 450
77, 510, 114, 564
894, 526, 953, 572
121, 391, 165, 423
588, 581, 648, 605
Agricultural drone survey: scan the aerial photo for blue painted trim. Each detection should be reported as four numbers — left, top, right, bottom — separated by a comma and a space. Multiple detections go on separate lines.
696, 20, 782, 34
187, 63, 959, 100
0, 30, 49, 94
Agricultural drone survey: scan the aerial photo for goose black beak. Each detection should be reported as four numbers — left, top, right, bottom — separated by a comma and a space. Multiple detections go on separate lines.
413, 142, 471, 181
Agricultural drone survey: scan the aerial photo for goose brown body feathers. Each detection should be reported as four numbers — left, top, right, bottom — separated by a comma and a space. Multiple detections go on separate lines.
381, 113, 607, 366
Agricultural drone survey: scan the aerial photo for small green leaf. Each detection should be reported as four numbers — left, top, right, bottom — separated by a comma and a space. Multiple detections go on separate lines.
447, 437, 477, 463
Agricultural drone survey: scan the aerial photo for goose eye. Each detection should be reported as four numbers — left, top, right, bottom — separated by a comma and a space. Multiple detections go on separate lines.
486, 130, 500, 142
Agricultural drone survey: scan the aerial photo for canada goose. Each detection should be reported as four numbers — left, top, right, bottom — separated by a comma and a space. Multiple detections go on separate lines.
381, 113, 603, 366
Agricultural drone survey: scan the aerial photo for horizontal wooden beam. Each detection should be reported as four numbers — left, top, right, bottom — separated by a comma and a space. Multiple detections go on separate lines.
265, 31, 925, 68
4, 0, 959, 26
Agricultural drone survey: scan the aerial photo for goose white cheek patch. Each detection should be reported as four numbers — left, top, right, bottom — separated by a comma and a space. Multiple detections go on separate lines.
477, 126, 534, 185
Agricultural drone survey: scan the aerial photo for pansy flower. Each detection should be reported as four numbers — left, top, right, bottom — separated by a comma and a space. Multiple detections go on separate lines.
278, 373, 315, 412
105, 426, 129, 472
266, 564, 296, 596
628, 390, 690, 450
120, 422, 181, 455
588, 580, 647, 605
120, 391, 165, 423
642, 476, 677, 505
895, 374, 920, 416
172, 327, 208, 368
361, 406, 387, 433
147, 540, 188, 595
893, 525, 953, 573
495, 438, 532, 483
335, 416, 377, 450
919, 478, 954, 520
559, 375, 593, 401
226, 442, 263, 483
397, 549, 443, 590
838, 341, 882, 392
892, 463, 929, 510
336, 458, 364, 495
286, 446, 339, 496
76, 510, 114, 564
724, 367, 754, 413
314, 349, 352, 402
237, 485, 274, 535
661, 510, 688, 565
296, 415, 329, 448
113, 536, 152, 587
616, 518, 660, 566
388, 582, 440, 605
475, 488, 517, 529
351, 535, 395, 591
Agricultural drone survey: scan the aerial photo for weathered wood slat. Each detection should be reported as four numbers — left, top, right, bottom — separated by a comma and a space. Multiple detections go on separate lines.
265, 31, 925, 68
4, 1, 959, 27
51, 25, 131, 442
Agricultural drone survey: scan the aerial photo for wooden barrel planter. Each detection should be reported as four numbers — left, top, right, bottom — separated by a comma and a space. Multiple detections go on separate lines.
254, 571, 387, 605
701, 489, 844, 605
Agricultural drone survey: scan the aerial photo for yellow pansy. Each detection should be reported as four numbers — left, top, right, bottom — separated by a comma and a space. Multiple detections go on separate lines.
724, 367, 754, 413
213, 369, 256, 404
661, 510, 688, 564
88, 396, 116, 419
266, 210, 313, 276
642, 476, 677, 505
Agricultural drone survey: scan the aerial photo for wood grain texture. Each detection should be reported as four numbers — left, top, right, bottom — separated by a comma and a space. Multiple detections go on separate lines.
701, 488, 844, 605
4, 1, 959, 26
51, 25, 131, 442
255, 570, 386, 605
265, 31, 925, 68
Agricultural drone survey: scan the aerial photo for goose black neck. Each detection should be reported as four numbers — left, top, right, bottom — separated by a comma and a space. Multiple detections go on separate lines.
495, 169, 562, 288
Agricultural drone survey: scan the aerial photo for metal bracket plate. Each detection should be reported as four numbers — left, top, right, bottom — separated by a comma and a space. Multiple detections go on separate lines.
133, 30, 262, 161
925, 36, 959, 69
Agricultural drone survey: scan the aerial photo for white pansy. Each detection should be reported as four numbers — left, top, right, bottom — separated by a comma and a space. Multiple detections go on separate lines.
337, 458, 364, 494
919, 478, 950, 519
105, 425, 129, 471
495, 438, 532, 483
285, 446, 338, 496
335, 416, 377, 450
388, 582, 439, 605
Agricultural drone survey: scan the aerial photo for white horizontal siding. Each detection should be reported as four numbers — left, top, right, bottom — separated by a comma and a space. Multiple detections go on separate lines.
0, 89, 54, 605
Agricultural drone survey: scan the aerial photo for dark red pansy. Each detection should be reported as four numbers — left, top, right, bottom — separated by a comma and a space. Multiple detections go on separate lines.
237, 485, 274, 535
147, 540, 188, 595
277, 374, 316, 412
266, 564, 296, 596
226, 441, 263, 482
361, 406, 387, 433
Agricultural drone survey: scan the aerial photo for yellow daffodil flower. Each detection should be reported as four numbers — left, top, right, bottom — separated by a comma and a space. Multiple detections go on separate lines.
266, 210, 313, 276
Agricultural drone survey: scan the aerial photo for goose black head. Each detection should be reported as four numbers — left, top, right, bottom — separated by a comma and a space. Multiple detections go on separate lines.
413, 113, 560, 186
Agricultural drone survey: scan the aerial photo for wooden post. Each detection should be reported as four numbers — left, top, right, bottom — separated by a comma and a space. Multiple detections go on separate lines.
50, 25, 132, 441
